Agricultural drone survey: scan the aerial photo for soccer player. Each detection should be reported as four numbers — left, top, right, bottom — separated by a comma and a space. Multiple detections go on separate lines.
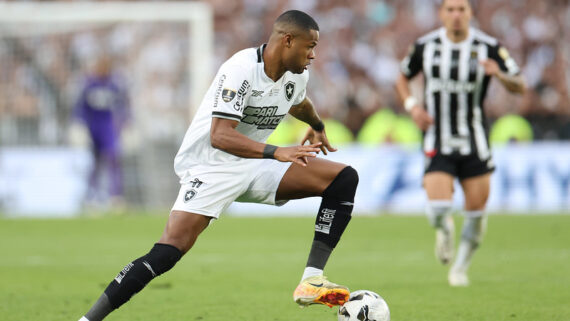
73, 56, 129, 208
78, 10, 357, 321
396, 0, 525, 286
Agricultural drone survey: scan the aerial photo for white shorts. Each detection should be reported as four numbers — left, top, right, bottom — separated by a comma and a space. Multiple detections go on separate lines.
171, 158, 292, 218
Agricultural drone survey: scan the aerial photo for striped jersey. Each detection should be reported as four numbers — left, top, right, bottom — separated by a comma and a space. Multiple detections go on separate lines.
174, 44, 308, 183
401, 27, 520, 159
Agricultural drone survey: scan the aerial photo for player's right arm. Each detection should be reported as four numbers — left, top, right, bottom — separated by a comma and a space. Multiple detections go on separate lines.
210, 118, 321, 166
396, 42, 433, 131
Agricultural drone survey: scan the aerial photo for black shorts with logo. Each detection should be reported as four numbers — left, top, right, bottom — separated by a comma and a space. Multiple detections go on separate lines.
424, 151, 495, 180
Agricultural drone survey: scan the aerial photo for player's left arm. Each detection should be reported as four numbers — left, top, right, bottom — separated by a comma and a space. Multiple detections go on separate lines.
289, 96, 337, 155
481, 44, 526, 94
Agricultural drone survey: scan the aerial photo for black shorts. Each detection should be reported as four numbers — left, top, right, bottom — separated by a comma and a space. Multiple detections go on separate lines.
424, 151, 495, 180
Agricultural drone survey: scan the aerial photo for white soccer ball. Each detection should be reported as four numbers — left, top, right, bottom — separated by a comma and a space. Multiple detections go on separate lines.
337, 290, 390, 321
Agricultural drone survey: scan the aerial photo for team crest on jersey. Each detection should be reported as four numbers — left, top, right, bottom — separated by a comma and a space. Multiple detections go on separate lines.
284, 81, 295, 101
222, 88, 237, 102
184, 189, 197, 202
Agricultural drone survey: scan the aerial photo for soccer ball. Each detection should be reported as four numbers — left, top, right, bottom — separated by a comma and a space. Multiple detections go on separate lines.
337, 290, 390, 321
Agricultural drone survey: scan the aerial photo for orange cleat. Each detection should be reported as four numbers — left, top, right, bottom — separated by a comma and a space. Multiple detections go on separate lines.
293, 275, 349, 308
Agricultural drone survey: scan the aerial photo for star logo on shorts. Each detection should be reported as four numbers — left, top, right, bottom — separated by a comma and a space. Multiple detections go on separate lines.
284, 81, 295, 101
184, 189, 197, 202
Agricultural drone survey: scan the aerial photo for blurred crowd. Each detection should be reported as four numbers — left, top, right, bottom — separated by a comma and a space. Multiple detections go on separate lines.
205, 0, 570, 140
1, 0, 569, 147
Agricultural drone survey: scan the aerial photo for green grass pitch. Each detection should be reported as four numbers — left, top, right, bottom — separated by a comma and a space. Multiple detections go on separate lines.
1, 213, 569, 321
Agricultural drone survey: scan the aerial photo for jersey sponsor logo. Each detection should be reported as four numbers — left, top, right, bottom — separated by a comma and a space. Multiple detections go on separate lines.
427, 79, 477, 93
234, 80, 251, 111
284, 81, 295, 101
222, 88, 237, 102
213, 75, 226, 108
241, 106, 286, 129
251, 89, 264, 97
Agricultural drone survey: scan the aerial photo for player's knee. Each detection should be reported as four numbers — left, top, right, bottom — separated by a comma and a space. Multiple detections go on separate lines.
426, 200, 453, 228
323, 166, 359, 202
144, 243, 183, 276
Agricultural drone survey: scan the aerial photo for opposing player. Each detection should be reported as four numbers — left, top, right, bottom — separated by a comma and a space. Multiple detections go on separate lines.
396, 0, 525, 286
78, 10, 357, 321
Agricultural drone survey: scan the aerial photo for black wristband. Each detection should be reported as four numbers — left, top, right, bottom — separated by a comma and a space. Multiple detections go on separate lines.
263, 144, 278, 159
311, 121, 325, 132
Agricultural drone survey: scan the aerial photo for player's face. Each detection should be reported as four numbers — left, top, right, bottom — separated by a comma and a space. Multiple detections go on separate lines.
284, 29, 319, 74
440, 0, 472, 35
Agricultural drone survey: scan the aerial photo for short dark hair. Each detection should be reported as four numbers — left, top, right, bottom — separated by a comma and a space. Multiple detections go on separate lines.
439, 0, 475, 9
275, 10, 319, 32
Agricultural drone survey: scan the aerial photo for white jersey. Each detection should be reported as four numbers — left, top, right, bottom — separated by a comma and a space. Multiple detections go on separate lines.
174, 44, 309, 183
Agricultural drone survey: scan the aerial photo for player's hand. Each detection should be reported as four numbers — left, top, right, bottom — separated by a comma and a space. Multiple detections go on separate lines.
410, 106, 434, 131
300, 128, 337, 155
480, 59, 500, 76
274, 143, 322, 167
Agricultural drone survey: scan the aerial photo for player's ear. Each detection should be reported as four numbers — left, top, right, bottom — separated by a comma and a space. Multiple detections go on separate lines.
283, 33, 294, 48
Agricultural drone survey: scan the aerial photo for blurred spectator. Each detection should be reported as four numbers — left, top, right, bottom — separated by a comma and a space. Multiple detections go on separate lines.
0, 0, 569, 145
72, 55, 130, 209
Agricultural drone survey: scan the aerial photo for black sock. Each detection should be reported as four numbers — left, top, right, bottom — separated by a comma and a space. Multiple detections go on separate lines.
84, 293, 113, 321
306, 240, 333, 270
308, 166, 358, 268
83, 243, 182, 320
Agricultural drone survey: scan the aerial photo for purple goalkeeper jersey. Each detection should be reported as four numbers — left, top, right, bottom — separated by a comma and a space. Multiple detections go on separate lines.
74, 75, 129, 151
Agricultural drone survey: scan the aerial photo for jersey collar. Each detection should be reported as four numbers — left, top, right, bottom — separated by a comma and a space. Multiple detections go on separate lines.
257, 43, 267, 63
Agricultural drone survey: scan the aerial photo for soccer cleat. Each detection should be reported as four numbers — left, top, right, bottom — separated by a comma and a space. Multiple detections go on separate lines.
435, 216, 455, 265
293, 275, 350, 308
448, 269, 469, 287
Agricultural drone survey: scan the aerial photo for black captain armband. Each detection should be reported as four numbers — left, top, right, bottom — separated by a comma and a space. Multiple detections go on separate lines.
263, 144, 278, 159
311, 121, 325, 132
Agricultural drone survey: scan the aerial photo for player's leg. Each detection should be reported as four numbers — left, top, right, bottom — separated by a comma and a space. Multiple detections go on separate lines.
79, 211, 211, 321
449, 173, 491, 286
277, 158, 358, 307
424, 170, 456, 264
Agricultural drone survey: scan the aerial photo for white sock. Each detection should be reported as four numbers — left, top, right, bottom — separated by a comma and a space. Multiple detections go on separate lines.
301, 267, 323, 281
426, 200, 453, 231
452, 211, 486, 272
451, 240, 472, 273
79, 317, 90, 321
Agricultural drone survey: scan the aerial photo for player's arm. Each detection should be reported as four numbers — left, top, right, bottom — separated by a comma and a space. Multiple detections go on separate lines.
210, 117, 321, 167
396, 74, 432, 131
288, 96, 336, 155
480, 59, 526, 94
396, 42, 433, 131
481, 44, 526, 94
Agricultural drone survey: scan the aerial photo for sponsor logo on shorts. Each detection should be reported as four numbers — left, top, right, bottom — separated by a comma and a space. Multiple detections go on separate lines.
184, 178, 204, 203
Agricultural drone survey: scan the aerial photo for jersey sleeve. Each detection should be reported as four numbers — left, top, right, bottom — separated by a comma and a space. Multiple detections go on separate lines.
292, 70, 309, 105
211, 62, 252, 122
488, 43, 520, 76
400, 42, 424, 79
